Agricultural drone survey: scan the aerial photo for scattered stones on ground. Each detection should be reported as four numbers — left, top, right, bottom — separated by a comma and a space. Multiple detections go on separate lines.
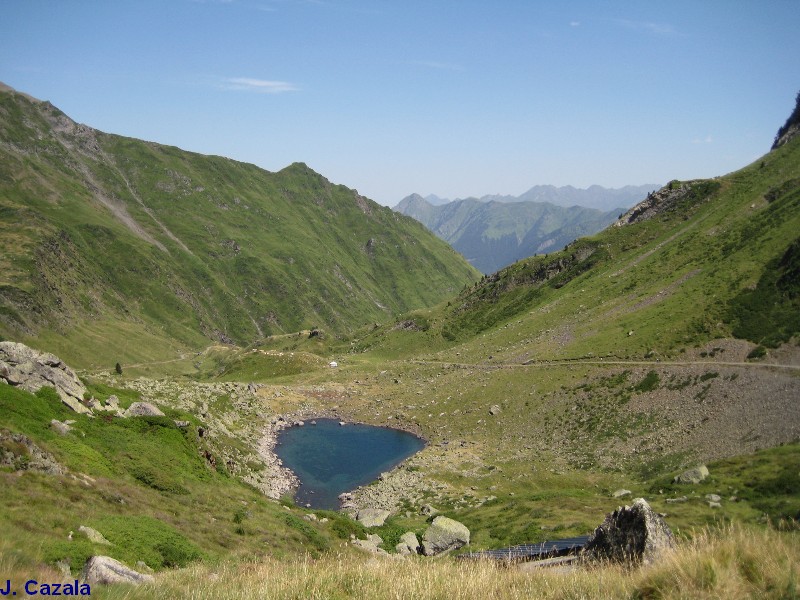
665, 496, 688, 504
489, 405, 501, 415
612, 489, 632, 498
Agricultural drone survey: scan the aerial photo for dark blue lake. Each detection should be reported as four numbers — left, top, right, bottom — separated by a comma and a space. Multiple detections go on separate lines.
275, 419, 425, 510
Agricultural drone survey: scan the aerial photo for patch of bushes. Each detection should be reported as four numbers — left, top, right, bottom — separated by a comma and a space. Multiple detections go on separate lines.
326, 514, 367, 541
93, 515, 203, 569
34, 386, 61, 404
634, 371, 660, 393
281, 513, 329, 552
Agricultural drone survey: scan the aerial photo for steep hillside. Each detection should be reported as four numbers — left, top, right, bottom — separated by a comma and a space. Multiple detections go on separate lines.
0, 84, 479, 366
395, 195, 621, 273
341, 116, 800, 496
391, 139, 800, 357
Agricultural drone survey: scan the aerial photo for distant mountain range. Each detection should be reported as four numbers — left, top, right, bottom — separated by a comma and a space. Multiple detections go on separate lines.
416, 184, 659, 212
394, 184, 659, 273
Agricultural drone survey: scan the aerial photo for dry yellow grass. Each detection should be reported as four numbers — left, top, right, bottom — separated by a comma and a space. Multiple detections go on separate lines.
1, 523, 795, 599
125, 524, 796, 599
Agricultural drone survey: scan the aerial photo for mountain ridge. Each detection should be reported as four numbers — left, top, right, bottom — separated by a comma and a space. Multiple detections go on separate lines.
0, 83, 479, 366
398, 183, 659, 213
394, 194, 623, 273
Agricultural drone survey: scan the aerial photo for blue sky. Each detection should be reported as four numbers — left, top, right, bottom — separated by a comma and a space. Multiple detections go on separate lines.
2, 1, 798, 206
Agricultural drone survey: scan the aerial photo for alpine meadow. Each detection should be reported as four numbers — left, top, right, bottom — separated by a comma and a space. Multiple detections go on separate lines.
1, 77, 799, 600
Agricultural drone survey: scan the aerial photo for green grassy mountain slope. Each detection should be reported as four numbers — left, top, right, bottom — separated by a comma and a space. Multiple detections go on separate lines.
0, 85, 479, 367
377, 137, 800, 360
395, 194, 622, 273
335, 120, 799, 503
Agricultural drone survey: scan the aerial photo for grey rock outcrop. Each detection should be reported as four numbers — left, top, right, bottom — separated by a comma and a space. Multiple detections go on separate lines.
352, 534, 389, 555
674, 465, 709, 484
124, 402, 165, 417
78, 525, 112, 546
80, 556, 155, 586
396, 531, 421, 555
356, 508, 391, 528
772, 91, 800, 150
0, 341, 89, 414
582, 498, 675, 565
50, 419, 73, 435
0, 429, 65, 475
422, 516, 470, 556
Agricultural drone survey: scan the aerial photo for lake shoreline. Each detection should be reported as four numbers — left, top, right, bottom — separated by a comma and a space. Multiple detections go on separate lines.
258, 411, 427, 509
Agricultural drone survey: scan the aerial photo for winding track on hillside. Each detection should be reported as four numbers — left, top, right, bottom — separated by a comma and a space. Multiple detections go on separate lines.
408, 358, 800, 371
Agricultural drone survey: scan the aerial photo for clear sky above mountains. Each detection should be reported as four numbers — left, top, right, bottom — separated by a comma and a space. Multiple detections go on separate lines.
2, 0, 798, 206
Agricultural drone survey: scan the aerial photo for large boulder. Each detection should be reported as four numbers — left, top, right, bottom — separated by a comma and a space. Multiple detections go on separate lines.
0, 341, 89, 414
124, 402, 165, 417
396, 531, 421, 555
356, 508, 391, 528
422, 516, 470, 556
674, 465, 709, 484
582, 498, 675, 565
80, 556, 155, 586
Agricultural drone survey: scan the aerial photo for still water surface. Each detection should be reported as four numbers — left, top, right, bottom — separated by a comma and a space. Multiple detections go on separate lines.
275, 418, 425, 510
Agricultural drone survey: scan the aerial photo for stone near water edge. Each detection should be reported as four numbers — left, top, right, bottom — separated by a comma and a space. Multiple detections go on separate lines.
582, 498, 675, 565
673, 465, 709, 484
80, 556, 155, 586
422, 516, 470, 556
356, 508, 391, 527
